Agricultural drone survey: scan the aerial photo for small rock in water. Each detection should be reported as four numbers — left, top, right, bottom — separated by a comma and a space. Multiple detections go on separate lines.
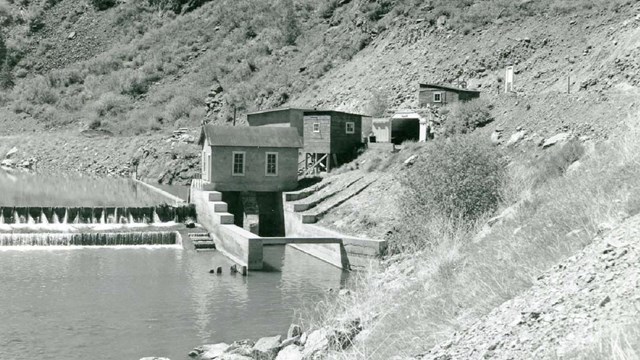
217, 266, 223, 274
230, 264, 238, 273
287, 324, 302, 339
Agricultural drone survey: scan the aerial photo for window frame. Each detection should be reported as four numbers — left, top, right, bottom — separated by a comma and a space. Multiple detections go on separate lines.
265, 152, 278, 177
433, 92, 443, 103
345, 121, 355, 134
231, 151, 246, 176
313, 122, 320, 133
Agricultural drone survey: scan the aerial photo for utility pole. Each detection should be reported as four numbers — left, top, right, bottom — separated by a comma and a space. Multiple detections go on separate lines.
233, 106, 237, 126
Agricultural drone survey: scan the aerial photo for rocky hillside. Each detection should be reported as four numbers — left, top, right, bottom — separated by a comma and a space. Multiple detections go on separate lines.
0, 0, 638, 183
424, 213, 640, 360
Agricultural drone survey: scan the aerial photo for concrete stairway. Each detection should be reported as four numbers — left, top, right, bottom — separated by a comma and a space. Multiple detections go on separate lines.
208, 191, 235, 224
189, 232, 216, 250
285, 177, 375, 224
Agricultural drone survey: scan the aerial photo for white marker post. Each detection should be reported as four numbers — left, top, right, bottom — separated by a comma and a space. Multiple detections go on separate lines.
505, 66, 514, 93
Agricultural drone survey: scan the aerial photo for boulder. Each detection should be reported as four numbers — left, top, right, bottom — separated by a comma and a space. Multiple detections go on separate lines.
5, 146, 17, 158
219, 355, 253, 360
301, 328, 330, 359
225, 339, 255, 357
1, 159, 15, 168
280, 336, 300, 348
542, 132, 571, 148
287, 324, 302, 339
490, 131, 502, 145
403, 155, 417, 167
252, 335, 282, 360
275, 345, 303, 360
200, 343, 230, 360
506, 130, 526, 147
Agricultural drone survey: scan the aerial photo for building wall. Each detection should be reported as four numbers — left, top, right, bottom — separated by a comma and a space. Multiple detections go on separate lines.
201, 138, 212, 181
208, 146, 299, 192
303, 114, 332, 154
370, 118, 391, 143
418, 88, 480, 107
246, 109, 305, 137
330, 112, 362, 154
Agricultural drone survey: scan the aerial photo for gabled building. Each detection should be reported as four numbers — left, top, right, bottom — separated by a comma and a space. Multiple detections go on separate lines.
246, 108, 367, 174
198, 125, 303, 192
418, 83, 480, 107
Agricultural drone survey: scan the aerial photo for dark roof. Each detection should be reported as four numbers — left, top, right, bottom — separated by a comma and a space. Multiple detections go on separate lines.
419, 83, 481, 94
302, 110, 366, 118
199, 125, 303, 148
246, 107, 366, 118
246, 107, 313, 116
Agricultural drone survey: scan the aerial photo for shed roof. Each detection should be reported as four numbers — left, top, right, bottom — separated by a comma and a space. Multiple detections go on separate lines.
199, 125, 303, 148
246, 107, 314, 116
419, 83, 481, 95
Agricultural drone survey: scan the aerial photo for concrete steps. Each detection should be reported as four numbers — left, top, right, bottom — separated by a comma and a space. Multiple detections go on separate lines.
286, 177, 363, 213
300, 178, 375, 224
189, 232, 216, 250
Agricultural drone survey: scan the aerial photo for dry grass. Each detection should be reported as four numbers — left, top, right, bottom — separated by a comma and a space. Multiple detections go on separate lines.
305, 110, 640, 359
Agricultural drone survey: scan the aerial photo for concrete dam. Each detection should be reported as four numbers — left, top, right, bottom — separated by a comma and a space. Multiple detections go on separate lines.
0, 205, 195, 224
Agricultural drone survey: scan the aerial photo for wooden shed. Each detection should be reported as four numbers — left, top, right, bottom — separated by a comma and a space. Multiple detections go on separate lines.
302, 110, 364, 174
418, 83, 480, 107
199, 125, 303, 192
246, 108, 311, 137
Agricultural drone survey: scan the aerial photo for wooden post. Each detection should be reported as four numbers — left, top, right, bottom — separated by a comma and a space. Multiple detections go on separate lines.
567, 75, 571, 94
233, 106, 237, 126
327, 153, 331, 172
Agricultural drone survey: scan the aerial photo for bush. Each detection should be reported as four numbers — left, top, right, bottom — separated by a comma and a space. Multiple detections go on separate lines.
441, 98, 494, 136
533, 138, 585, 187
402, 135, 505, 221
90, 0, 117, 10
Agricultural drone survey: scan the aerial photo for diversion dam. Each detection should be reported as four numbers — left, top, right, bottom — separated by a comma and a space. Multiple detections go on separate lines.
0, 231, 180, 246
0, 205, 195, 224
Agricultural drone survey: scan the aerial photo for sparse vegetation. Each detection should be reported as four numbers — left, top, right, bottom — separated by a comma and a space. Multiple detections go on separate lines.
441, 97, 494, 136
307, 111, 640, 359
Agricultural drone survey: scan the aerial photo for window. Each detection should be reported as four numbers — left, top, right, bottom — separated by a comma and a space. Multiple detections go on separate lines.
313, 123, 320, 133
345, 122, 355, 134
232, 151, 245, 176
265, 152, 278, 176
433, 92, 443, 103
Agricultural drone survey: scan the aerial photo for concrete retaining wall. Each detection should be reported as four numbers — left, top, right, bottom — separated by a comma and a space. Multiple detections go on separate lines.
191, 186, 263, 270
284, 209, 387, 269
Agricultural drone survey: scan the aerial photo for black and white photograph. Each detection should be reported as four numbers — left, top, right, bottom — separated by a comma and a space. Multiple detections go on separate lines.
0, 0, 639, 359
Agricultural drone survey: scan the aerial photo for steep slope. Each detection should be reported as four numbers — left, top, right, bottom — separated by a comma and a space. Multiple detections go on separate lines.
424, 213, 640, 360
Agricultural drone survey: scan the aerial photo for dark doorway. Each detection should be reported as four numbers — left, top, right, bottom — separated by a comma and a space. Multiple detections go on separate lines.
391, 118, 420, 145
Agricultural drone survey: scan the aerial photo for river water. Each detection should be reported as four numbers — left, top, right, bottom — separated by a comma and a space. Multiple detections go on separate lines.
0, 245, 346, 360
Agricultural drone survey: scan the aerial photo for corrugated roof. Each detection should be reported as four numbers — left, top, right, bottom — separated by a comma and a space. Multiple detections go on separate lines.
419, 83, 481, 94
200, 125, 303, 148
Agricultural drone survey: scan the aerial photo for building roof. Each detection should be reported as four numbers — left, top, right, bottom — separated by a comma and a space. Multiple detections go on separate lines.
302, 110, 367, 118
199, 125, 303, 148
419, 83, 481, 94
246, 107, 366, 118
246, 107, 314, 116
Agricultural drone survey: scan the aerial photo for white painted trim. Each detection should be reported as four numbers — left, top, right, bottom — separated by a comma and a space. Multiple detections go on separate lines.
232, 151, 246, 176
265, 152, 278, 176
345, 121, 355, 134
433, 92, 443, 103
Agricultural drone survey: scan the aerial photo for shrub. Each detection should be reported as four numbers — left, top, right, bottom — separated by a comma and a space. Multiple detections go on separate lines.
88, 117, 102, 130
533, 137, 585, 187
365, 89, 389, 117
90, 0, 117, 10
319, 0, 339, 19
166, 95, 193, 121
402, 135, 505, 222
441, 98, 493, 136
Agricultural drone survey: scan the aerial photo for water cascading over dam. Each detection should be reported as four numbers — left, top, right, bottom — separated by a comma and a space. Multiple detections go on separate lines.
0, 232, 180, 246
0, 205, 195, 225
